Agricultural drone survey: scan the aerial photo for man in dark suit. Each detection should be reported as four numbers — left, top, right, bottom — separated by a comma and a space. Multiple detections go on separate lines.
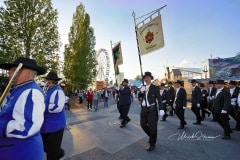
159, 83, 169, 121
190, 79, 202, 125
119, 79, 132, 128
168, 82, 175, 116
213, 79, 231, 139
174, 80, 187, 129
139, 71, 164, 151
207, 80, 217, 121
199, 83, 211, 119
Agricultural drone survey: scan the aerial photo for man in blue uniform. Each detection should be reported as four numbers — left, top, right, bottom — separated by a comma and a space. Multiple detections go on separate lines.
41, 71, 66, 159
0, 57, 46, 160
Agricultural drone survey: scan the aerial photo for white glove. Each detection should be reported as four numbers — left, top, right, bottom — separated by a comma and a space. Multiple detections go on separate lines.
159, 110, 164, 116
170, 100, 172, 102
162, 100, 166, 103
183, 106, 187, 110
231, 102, 236, 106
140, 86, 146, 92
197, 103, 200, 108
221, 110, 227, 114
173, 103, 176, 109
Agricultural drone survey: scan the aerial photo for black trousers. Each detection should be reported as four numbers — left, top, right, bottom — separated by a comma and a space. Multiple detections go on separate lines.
191, 104, 202, 122
140, 106, 158, 147
235, 108, 240, 129
229, 105, 237, 121
117, 101, 122, 118
214, 112, 231, 136
162, 103, 168, 120
87, 100, 92, 109
175, 106, 185, 126
120, 104, 131, 124
41, 129, 65, 160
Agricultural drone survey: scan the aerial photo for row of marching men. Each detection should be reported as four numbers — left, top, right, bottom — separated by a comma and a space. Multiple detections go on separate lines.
158, 79, 240, 139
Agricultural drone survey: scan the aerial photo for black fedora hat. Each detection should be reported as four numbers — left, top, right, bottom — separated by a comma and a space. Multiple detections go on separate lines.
215, 79, 225, 84
143, 71, 153, 79
160, 83, 165, 87
175, 80, 182, 85
228, 80, 236, 85
122, 78, 129, 84
190, 79, 197, 83
43, 71, 62, 81
0, 57, 46, 75
208, 80, 216, 84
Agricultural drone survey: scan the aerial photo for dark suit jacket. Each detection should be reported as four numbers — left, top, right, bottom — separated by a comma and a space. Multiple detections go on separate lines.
175, 87, 187, 108
191, 86, 202, 105
208, 87, 217, 98
119, 85, 131, 105
213, 88, 231, 113
201, 89, 208, 108
168, 86, 175, 101
160, 89, 169, 105
140, 84, 163, 110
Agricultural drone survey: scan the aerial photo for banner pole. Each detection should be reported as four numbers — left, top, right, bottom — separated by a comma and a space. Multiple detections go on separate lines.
132, 11, 144, 85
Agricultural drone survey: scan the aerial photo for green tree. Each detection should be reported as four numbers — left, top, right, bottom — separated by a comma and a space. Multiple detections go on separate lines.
0, 0, 60, 72
63, 3, 97, 91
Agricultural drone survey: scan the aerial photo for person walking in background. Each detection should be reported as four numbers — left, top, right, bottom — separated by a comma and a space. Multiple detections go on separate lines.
174, 80, 187, 129
93, 89, 100, 111
41, 71, 66, 159
213, 79, 231, 139
207, 80, 217, 121
168, 81, 175, 116
199, 83, 211, 120
78, 90, 83, 104
228, 81, 239, 128
119, 79, 132, 128
102, 87, 109, 107
0, 57, 46, 160
86, 88, 93, 109
190, 79, 202, 125
159, 83, 169, 121
65, 95, 70, 110
139, 71, 164, 151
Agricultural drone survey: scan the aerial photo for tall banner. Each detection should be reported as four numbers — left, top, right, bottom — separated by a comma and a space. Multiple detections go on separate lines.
112, 42, 123, 75
136, 11, 164, 55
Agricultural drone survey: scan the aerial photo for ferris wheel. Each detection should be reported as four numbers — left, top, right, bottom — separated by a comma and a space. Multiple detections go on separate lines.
96, 48, 110, 82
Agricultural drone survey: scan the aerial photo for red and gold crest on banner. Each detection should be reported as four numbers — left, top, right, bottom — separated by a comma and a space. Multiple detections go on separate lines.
145, 31, 154, 44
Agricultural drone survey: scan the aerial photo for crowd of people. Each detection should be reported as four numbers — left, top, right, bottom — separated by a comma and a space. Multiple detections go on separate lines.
1, 57, 240, 158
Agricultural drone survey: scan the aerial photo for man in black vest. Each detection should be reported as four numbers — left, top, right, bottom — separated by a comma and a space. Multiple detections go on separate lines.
139, 72, 164, 151
207, 80, 217, 121
213, 79, 231, 139
159, 83, 169, 121
174, 80, 187, 129
168, 82, 175, 116
119, 79, 131, 128
190, 79, 202, 125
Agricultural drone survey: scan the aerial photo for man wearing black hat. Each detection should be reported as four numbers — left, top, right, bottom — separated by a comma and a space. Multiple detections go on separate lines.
0, 57, 46, 160
168, 81, 175, 116
190, 79, 202, 125
119, 79, 132, 128
207, 80, 217, 121
174, 80, 187, 129
41, 71, 66, 159
228, 80, 239, 130
139, 71, 164, 151
213, 79, 231, 139
159, 83, 169, 121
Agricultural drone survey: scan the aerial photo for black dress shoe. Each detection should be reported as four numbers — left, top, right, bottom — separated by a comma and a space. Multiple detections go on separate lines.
120, 124, 126, 128
193, 122, 201, 125
222, 135, 231, 140
178, 126, 184, 129
147, 146, 155, 151
161, 119, 166, 122
184, 121, 187, 125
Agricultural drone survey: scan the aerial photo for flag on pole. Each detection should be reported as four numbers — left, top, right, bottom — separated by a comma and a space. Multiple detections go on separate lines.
112, 42, 123, 75
136, 11, 164, 55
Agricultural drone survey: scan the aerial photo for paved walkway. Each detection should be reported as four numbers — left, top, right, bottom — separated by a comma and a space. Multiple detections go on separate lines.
61, 98, 240, 160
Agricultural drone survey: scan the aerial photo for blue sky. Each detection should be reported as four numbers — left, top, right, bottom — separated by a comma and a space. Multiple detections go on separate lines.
1, 0, 240, 81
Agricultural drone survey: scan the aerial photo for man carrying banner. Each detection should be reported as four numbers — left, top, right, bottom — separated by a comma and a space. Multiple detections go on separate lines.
139, 71, 164, 151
